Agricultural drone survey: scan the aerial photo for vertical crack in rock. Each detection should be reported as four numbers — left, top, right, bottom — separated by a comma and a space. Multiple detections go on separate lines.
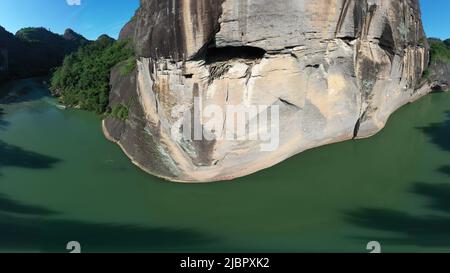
335, 0, 352, 37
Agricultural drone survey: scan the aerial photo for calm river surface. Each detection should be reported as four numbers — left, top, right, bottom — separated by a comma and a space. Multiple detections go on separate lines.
0, 78, 450, 252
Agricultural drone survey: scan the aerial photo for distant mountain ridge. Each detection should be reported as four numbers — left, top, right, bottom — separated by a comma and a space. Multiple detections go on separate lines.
0, 26, 89, 83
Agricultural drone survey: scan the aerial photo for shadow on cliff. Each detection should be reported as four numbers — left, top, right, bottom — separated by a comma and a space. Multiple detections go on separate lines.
0, 194, 215, 252
345, 110, 450, 248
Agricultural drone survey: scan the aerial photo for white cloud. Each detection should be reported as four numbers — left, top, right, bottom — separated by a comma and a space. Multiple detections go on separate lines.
67, 0, 81, 6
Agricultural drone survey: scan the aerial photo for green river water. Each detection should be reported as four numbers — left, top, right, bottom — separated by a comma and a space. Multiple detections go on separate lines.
0, 78, 450, 253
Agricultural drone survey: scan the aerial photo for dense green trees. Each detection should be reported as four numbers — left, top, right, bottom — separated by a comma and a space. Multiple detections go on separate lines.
422, 38, 450, 83
444, 39, 450, 48
110, 104, 129, 120
428, 38, 450, 64
51, 36, 134, 114
0, 26, 87, 80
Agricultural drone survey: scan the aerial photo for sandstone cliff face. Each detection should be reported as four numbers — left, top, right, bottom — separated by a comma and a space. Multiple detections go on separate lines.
428, 61, 450, 91
104, 0, 430, 182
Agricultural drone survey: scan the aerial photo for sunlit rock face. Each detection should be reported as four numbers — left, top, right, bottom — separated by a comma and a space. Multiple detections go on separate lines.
104, 0, 430, 182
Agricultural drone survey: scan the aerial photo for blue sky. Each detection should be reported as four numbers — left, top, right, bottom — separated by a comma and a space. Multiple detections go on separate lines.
0, 0, 448, 40
0, 0, 139, 40
420, 0, 450, 39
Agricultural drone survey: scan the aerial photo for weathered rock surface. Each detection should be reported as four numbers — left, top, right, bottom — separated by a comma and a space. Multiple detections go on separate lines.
428, 61, 450, 91
104, 0, 431, 182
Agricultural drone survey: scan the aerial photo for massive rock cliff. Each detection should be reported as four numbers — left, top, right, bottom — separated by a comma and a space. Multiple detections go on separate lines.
104, 0, 430, 182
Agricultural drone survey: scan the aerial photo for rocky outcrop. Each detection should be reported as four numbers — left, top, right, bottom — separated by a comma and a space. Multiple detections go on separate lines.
62, 28, 89, 50
425, 39, 450, 91
427, 62, 450, 92
105, 0, 430, 182
119, 0, 224, 60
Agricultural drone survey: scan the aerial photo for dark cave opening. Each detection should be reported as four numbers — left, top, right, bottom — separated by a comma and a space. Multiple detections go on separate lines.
198, 45, 267, 64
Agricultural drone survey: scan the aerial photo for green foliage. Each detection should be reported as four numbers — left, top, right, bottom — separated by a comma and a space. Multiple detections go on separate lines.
120, 57, 136, 76
444, 39, 450, 49
16, 27, 57, 43
51, 39, 134, 114
428, 38, 450, 64
1, 27, 87, 79
109, 104, 129, 120
422, 68, 430, 80
418, 37, 426, 47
